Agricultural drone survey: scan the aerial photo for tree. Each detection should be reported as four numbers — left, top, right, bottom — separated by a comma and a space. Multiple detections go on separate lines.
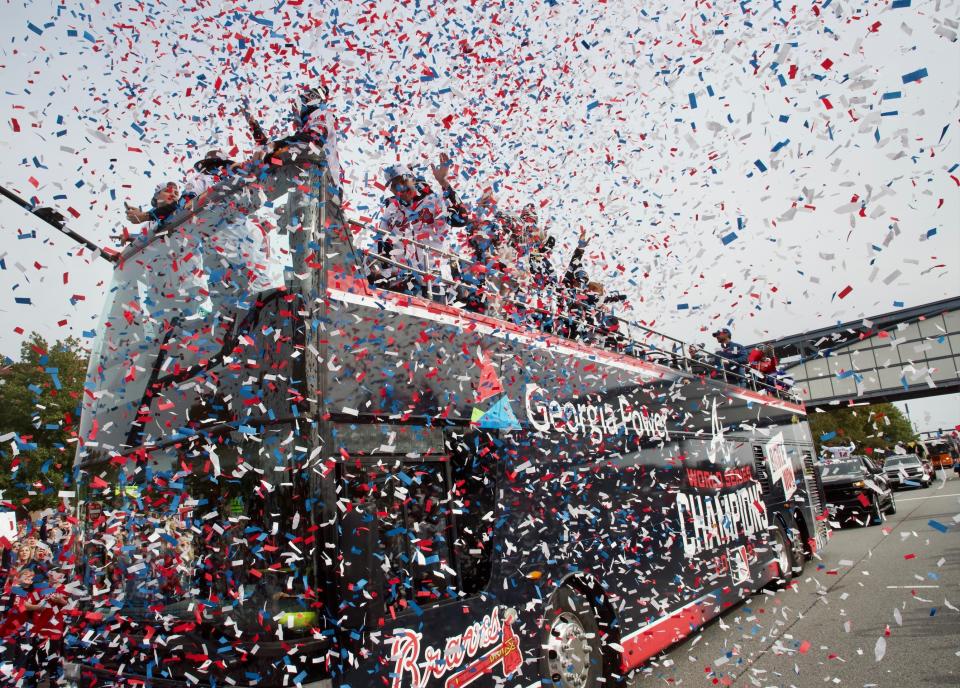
0, 333, 89, 512
808, 402, 918, 459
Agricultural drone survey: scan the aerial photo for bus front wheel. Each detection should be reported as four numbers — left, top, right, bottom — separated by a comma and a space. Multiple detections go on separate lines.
542, 587, 605, 688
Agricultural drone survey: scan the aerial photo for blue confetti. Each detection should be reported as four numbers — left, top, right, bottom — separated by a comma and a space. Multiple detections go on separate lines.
248, 14, 274, 27
928, 519, 948, 533
771, 139, 790, 152
721, 232, 738, 245
901, 68, 928, 84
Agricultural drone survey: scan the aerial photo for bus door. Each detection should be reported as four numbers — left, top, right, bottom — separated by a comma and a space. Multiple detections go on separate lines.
334, 422, 512, 688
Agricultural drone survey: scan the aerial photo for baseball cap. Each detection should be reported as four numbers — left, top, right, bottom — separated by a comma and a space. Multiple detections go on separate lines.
712, 328, 731, 338
383, 164, 413, 185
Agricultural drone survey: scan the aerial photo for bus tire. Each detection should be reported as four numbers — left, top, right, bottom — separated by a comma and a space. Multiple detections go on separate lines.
542, 587, 605, 688
770, 524, 796, 587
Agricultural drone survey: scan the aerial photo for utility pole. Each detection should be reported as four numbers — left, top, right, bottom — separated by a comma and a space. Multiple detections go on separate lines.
904, 402, 918, 434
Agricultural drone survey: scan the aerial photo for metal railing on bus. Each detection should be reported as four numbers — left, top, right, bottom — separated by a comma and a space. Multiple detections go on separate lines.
357, 227, 801, 405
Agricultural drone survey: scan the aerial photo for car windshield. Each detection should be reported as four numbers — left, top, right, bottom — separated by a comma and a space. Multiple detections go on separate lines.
820, 460, 864, 477
885, 455, 920, 467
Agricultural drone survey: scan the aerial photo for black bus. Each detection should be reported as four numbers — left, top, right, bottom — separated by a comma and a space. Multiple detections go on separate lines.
63, 149, 828, 688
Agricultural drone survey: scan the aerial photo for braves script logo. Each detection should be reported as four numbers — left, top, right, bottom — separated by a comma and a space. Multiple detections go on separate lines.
387, 608, 522, 688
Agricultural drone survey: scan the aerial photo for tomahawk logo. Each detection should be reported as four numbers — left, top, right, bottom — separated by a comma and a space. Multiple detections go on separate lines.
707, 398, 731, 464
386, 608, 522, 688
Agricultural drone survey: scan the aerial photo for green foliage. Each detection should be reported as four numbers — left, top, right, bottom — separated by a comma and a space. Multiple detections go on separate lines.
0, 333, 88, 512
809, 402, 919, 459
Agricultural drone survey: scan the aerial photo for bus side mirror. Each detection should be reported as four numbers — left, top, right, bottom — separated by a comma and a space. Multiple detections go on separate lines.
338, 507, 385, 651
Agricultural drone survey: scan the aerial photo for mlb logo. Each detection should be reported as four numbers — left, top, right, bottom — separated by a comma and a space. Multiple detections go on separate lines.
729, 546, 751, 585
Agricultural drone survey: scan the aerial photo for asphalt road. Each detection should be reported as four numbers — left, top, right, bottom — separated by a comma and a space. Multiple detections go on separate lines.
628, 469, 960, 688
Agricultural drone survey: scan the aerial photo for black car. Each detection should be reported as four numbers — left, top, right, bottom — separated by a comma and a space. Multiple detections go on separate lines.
883, 454, 932, 489
818, 456, 896, 526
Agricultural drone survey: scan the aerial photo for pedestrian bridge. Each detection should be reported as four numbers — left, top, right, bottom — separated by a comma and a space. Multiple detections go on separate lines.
753, 297, 960, 409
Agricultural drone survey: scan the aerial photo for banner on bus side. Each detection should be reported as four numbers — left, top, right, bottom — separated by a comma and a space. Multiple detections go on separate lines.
676, 481, 769, 559
765, 433, 797, 501
524, 384, 669, 445
386, 607, 522, 688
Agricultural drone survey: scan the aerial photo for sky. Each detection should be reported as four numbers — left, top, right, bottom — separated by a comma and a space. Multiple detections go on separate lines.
0, 0, 957, 426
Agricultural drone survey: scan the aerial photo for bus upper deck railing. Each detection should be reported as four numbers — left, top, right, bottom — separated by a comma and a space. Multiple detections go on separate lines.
358, 227, 802, 406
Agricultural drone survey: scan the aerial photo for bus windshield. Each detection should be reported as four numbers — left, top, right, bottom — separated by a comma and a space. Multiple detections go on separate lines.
72, 158, 330, 635
77, 162, 313, 460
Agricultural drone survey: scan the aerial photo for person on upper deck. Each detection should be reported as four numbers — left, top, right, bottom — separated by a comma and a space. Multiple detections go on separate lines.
183, 149, 241, 200
559, 226, 594, 339
447, 188, 506, 314
121, 181, 183, 240
250, 83, 344, 186
712, 328, 748, 366
747, 344, 778, 376
372, 163, 451, 300
688, 327, 748, 379
185, 149, 276, 299
116, 182, 212, 321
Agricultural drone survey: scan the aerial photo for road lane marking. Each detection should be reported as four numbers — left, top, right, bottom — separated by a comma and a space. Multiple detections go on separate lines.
896, 494, 960, 502
885, 585, 939, 589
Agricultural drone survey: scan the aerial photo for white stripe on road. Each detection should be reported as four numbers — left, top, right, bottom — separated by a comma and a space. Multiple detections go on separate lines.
896, 493, 960, 502
885, 585, 939, 589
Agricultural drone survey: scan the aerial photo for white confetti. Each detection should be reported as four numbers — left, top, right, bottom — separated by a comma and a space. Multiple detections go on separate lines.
874, 636, 886, 662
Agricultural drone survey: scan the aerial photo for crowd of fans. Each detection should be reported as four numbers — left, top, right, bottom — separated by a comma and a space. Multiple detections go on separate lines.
366, 156, 632, 350
85, 82, 792, 395
1, 511, 72, 686
364, 154, 792, 393
21, 83, 796, 398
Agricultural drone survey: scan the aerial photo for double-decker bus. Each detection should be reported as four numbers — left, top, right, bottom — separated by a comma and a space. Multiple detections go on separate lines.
63, 148, 828, 688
